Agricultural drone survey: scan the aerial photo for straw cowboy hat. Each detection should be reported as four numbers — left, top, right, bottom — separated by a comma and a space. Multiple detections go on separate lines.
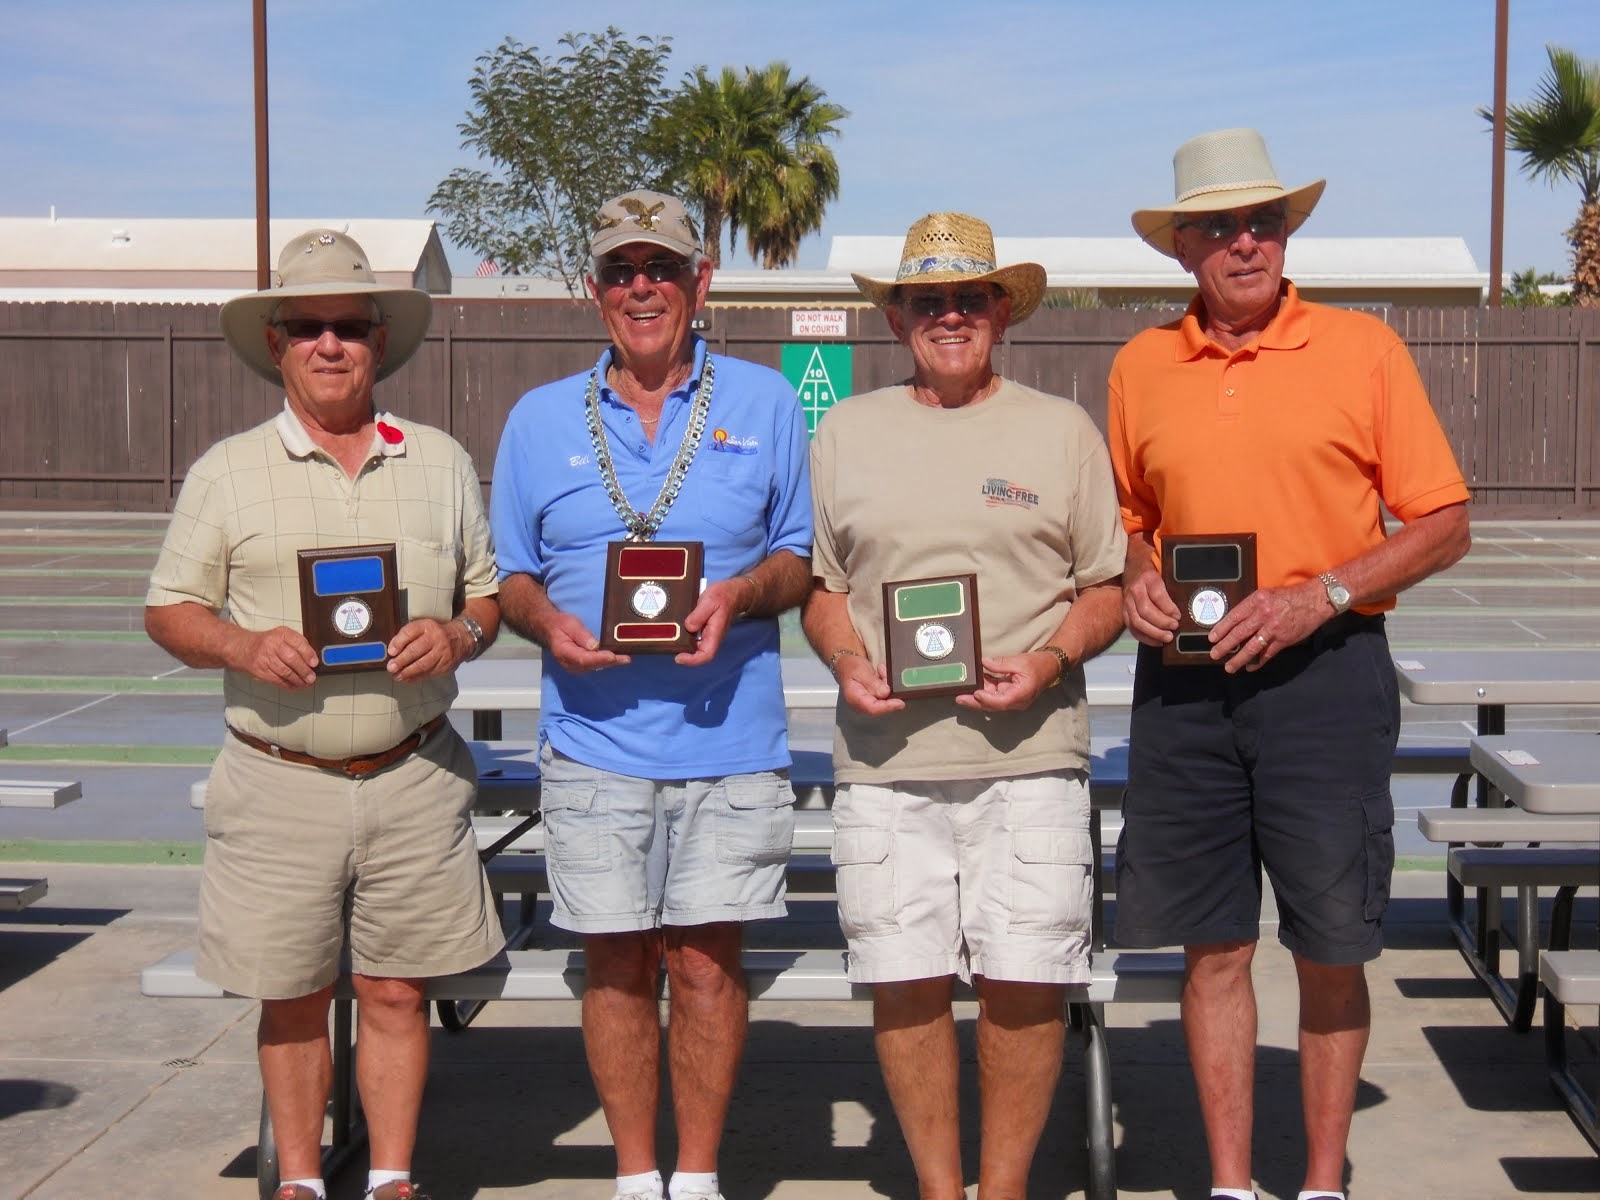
220, 228, 433, 383
1132, 128, 1326, 259
852, 212, 1047, 323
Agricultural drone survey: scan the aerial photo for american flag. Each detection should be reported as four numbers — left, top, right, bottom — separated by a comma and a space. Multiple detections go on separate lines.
475, 258, 500, 277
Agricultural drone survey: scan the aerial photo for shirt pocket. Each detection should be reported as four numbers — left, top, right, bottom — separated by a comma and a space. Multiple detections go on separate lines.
691, 453, 769, 538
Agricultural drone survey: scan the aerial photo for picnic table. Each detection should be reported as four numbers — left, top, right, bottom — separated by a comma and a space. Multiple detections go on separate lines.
0, 776, 83, 912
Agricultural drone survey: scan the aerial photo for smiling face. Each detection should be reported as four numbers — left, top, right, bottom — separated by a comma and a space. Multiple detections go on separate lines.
588, 243, 712, 378
266, 295, 386, 433
884, 282, 1010, 402
1173, 202, 1288, 341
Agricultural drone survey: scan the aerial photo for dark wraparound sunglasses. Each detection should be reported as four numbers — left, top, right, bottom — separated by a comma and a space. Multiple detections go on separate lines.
596, 258, 690, 288
276, 318, 379, 342
1175, 207, 1289, 242
901, 289, 999, 319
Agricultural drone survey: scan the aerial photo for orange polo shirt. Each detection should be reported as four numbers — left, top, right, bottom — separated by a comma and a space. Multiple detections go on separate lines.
1107, 282, 1469, 614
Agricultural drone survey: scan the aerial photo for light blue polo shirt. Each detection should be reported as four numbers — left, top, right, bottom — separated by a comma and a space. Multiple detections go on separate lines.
491, 337, 812, 779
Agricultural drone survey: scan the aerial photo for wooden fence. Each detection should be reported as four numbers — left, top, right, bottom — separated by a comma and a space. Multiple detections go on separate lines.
1, 300, 1595, 514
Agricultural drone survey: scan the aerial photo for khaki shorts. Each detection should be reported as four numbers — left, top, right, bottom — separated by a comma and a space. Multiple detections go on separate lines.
196, 726, 505, 999
832, 771, 1094, 985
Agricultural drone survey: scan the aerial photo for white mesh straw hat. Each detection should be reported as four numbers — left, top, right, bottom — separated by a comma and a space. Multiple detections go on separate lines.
1132, 128, 1325, 258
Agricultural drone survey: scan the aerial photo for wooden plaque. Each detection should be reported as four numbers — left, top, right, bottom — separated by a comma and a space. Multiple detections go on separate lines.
1160, 533, 1257, 666
296, 543, 400, 673
598, 540, 704, 654
881, 574, 982, 699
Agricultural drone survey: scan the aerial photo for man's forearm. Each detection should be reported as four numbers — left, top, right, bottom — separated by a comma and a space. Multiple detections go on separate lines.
738, 549, 812, 619
497, 572, 562, 648
145, 602, 245, 671
1045, 580, 1125, 666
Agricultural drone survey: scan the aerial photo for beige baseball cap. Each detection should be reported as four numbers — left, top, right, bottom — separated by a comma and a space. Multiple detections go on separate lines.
589, 190, 703, 258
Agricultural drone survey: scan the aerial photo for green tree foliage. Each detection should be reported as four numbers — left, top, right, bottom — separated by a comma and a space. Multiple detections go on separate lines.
1484, 45, 1600, 307
428, 29, 677, 295
1504, 267, 1572, 308
660, 63, 847, 268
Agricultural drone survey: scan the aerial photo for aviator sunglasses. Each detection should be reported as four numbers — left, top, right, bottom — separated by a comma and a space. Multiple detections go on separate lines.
596, 257, 690, 288
901, 288, 999, 319
1175, 207, 1289, 242
275, 318, 379, 342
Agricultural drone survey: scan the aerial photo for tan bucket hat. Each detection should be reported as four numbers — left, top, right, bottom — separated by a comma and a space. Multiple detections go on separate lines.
852, 212, 1047, 323
220, 228, 433, 383
590, 189, 704, 258
1132, 128, 1326, 258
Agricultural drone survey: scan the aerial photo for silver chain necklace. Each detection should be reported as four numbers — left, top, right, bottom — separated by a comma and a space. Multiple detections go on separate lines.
583, 355, 715, 541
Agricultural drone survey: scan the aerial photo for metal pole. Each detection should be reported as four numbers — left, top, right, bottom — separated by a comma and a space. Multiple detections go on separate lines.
253, 0, 270, 289
1488, 0, 1508, 307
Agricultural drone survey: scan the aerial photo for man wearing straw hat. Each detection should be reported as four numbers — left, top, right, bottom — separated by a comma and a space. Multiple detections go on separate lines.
804, 211, 1127, 1199
490, 190, 811, 1200
146, 228, 505, 1200
1109, 129, 1470, 1200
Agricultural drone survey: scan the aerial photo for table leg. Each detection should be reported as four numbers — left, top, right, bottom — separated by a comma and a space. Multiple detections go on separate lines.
472, 709, 503, 741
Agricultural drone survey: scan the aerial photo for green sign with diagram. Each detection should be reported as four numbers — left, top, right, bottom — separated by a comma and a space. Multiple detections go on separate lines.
781, 344, 852, 435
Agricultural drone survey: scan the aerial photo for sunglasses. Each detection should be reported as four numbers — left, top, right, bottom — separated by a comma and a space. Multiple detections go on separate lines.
596, 257, 690, 288
275, 318, 379, 342
1175, 207, 1288, 242
901, 289, 999, 319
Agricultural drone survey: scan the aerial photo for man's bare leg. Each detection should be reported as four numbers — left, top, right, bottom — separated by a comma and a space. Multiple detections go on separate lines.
350, 974, 429, 1171
1295, 956, 1368, 1195
1183, 941, 1258, 1193
664, 922, 747, 1174
873, 976, 965, 1200
585, 930, 666, 1175
974, 978, 1065, 1200
258, 986, 336, 1182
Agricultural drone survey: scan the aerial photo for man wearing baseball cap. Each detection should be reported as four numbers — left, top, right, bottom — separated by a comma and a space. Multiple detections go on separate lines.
490, 190, 812, 1200
1109, 129, 1470, 1200
146, 228, 505, 1200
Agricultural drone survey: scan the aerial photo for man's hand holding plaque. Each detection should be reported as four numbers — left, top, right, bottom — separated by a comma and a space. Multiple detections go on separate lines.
881, 574, 983, 699
1159, 533, 1257, 665
296, 543, 402, 673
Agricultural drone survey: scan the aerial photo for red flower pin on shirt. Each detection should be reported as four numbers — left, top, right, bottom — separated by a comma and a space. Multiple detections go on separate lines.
376, 421, 404, 445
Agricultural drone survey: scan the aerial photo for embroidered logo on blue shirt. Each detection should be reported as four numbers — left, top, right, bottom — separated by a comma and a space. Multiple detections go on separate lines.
710, 428, 759, 455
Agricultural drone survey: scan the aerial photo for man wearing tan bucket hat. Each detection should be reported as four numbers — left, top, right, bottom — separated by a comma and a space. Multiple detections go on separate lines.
1109, 129, 1470, 1200
146, 228, 505, 1200
804, 212, 1127, 1199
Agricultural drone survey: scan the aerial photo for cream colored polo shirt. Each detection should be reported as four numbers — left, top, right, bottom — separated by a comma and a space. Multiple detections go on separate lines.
147, 403, 497, 758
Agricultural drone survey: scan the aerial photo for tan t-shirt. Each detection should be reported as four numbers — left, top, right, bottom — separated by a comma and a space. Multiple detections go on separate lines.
147, 404, 498, 759
811, 379, 1126, 783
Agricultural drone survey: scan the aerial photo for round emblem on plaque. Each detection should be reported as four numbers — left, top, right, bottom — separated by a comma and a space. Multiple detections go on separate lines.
333, 598, 373, 638
1188, 587, 1228, 627
630, 581, 669, 619
913, 622, 956, 660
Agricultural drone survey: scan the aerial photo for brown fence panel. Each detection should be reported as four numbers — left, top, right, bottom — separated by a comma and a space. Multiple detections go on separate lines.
1, 300, 1596, 514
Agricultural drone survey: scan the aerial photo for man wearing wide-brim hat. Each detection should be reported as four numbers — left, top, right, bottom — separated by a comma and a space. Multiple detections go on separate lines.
1109, 129, 1471, 1200
805, 211, 1127, 1198
146, 228, 504, 1200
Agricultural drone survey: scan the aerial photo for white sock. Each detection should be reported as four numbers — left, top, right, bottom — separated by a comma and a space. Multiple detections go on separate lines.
669, 1170, 720, 1199
368, 1169, 410, 1193
616, 1169, 664, 1198
1211, 1190, 1256, 1200
280, 1180, 326, 1200
1298, 1193, 1345, 1200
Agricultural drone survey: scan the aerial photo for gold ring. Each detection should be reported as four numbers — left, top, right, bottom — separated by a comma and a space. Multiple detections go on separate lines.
1255, 634, 1268, 646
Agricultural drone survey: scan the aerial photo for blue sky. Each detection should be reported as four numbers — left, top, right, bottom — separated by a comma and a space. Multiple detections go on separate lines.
4, 0, 1596, 280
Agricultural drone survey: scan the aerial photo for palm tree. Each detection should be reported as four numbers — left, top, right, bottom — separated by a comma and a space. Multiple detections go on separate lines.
661, 63, 847, 268
1488, 46, 1600, 307
738, 66, 847, 269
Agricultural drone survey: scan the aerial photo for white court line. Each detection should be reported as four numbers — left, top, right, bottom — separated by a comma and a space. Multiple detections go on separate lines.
1449, 587, 1482, 605
11, 692, 115, 736
152, 665, 187, 680
1511, 620, 1548, 641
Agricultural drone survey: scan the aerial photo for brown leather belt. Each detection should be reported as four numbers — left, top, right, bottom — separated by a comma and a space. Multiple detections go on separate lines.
227, 714, 448, 778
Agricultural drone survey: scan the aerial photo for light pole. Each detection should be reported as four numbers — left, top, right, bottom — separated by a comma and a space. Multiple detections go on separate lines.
253, 0, 270, 289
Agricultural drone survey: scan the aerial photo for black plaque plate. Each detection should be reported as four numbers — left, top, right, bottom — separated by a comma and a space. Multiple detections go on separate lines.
881, 574, 982, 699
1160, 533, 1257, 666
599, 540, 704, 654
296, 543, 400, 673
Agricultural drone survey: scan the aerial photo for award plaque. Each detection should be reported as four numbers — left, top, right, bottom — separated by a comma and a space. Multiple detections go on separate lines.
296, 543, 401, 673
1160, 533, 1257, 666
881, 574, 982, 699
598, 540, 704, 654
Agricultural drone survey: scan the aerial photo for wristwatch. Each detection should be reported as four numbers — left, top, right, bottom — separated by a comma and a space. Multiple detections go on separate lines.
457, 614, 487, 660
1319, 572, 1352, 615
1036, 644, 1072, 686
